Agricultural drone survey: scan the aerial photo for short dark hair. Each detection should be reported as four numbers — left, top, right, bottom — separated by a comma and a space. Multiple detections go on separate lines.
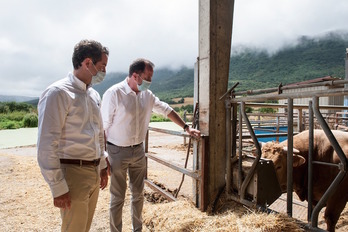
72, 40, 109, 69
128, 58, 155, 77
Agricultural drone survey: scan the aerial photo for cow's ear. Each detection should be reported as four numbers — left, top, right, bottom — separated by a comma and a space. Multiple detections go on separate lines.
293, 154, 306, 167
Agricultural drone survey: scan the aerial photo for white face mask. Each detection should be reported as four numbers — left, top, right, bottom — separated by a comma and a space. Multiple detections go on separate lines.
91, 71, 106, 85
137, 74, 151, 91
88, 62, 106, 85
137, 79, 151, 91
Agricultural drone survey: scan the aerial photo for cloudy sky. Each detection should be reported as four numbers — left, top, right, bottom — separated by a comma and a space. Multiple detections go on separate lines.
1, 0, 347, 97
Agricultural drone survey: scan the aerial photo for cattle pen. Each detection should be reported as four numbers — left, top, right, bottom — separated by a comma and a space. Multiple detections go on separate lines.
143, 79, 348, 231
224, 79, 348, 231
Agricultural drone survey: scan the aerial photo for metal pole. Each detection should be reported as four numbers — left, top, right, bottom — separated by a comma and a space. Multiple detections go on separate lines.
240, 102, 261, 200
225, 98, 232, 194
238, 103, 243, 191
344, 48, 348, 108
231, 102, 237, 192
311, 96, 348, 228
307, 101, 313, 222
145, 130, 149, 179
287, 98, 294, 216
276, 115, 279, 142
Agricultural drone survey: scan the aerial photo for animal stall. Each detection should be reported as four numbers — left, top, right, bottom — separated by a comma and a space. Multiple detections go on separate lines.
222, 79, 348, 231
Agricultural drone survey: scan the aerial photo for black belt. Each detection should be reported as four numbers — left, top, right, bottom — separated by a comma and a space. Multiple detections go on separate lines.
107, 141, 143, 148
60, 158, 100, 166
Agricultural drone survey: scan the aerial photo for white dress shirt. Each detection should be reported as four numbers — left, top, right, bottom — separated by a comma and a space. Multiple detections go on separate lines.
101, 78, 173, 146
37, 72, 107, 198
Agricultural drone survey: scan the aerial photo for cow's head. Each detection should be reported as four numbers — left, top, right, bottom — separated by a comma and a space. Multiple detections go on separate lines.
260, 142, 306, 191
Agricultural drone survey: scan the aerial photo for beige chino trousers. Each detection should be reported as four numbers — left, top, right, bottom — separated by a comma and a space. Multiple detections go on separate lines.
60, 164, 100, 232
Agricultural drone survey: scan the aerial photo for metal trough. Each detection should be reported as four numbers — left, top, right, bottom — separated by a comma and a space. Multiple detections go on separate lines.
232, 155, 282, 206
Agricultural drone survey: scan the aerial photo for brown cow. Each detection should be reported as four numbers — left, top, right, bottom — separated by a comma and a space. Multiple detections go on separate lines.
260, 129, 348, 232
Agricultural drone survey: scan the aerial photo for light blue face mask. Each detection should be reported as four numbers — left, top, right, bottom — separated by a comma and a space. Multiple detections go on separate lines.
137, 76, 151, 91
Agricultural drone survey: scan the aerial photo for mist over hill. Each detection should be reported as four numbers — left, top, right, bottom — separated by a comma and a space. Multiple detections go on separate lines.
229, 32, 348, 91
96, 31, 348, 100
3, 31, 348, 104
93, 67, 194, 102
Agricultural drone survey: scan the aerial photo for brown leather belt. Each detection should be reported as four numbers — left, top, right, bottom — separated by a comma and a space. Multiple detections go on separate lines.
60, 158, 100, 166
107, 141, 143, 148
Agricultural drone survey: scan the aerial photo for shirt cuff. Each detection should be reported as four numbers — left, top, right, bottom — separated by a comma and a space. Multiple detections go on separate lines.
50, 179, 69, 198
99, 152, 108, 170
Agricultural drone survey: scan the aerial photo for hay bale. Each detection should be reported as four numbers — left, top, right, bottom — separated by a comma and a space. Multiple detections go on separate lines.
143, 199, 304, 232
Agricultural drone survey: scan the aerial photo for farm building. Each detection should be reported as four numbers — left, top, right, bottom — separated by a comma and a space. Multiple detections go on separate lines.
278, 76, 344, 114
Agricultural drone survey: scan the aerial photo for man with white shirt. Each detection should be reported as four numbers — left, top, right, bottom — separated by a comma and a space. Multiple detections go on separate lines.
101, 58, 201, 232
37, 39, 109, 232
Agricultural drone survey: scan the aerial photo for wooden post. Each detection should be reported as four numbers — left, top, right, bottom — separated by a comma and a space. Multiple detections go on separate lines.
198, 0, 234, 210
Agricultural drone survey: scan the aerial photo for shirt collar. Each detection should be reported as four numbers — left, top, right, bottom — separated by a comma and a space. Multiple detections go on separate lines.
124, 77, 135, 95
68, 72, 89, 91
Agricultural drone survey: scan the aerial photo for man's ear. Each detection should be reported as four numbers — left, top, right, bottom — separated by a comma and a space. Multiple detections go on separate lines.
83, 58, 92, 67
131, 72, 136, 79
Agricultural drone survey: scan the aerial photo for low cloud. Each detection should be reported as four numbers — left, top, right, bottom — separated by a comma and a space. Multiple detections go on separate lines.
0, 0, 347, 97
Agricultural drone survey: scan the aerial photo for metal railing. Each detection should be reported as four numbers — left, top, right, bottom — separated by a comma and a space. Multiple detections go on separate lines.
144, 126, 204, 208
224, 80, 348, 230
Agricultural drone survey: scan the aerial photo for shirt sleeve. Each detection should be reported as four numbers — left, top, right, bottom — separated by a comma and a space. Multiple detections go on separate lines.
101, 89, 117, 133
93, 89, 107, 170
37, 88, 69, 198
152, 95, 173, 117
99, 151, 108, 170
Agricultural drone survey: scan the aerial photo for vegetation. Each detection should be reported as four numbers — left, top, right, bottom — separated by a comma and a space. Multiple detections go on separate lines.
94, 32, 348, 102
0, 102, 38, 129
3, 31, 348, 128
229, 32, 348, 91
150, 113, 171, 122
150, 104, 193, 123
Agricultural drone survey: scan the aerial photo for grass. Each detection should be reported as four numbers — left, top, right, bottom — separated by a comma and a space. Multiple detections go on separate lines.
0, 111, 38, 130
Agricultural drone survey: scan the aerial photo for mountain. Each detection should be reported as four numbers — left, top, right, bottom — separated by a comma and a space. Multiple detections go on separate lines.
93, 67, 194, 101
0, 95, 37, 103
229, 32, 348, 91
96, 31, 348, 99
2, 31, 348, 104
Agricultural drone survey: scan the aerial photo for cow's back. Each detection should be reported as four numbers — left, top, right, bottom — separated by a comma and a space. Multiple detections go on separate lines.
280, 129, 348, 202
280, 129, 348, 163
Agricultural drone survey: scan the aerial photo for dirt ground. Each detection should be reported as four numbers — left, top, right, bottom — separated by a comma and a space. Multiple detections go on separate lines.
0, 130, 347, 231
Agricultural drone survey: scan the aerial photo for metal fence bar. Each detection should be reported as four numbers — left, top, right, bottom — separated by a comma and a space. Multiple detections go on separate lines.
225, 98, 232, 194
240, 102, 261, 201
144, 179, 177, 202
234, 79, 348, 96
311, 97, 348, 228
287, 98, 294, 216
245, 102, 348, 110
148, 126, 190, 137
146, 153, 200, 180
238, 102, 243, 191
144, 126, 202, 205
308, 100, 314, 222
230, 87, 348, 103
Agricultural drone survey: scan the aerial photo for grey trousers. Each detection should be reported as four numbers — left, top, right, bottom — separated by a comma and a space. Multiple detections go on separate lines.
107, 143, 146, 232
